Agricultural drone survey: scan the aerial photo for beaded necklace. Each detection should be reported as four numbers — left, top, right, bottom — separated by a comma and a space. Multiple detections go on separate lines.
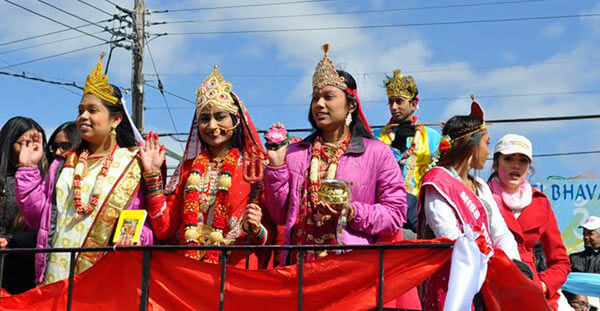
308, 134, 351, 206
72, 144, 118, 220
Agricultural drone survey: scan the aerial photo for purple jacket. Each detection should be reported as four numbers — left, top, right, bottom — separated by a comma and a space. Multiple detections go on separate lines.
265, 134, 407, 264
15, 159, 153, 284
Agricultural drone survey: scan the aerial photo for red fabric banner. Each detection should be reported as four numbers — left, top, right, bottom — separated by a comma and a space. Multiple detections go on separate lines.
481, 249, 551, 311
0, 239, 452, 311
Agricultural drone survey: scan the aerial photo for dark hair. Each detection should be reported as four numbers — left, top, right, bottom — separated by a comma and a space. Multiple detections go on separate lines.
0, 117, 47, 191
197, 94, 246, 151
80, 85, 137, 149
437, 115, 485, 168
488, 152, 535, 182
105, 85, 137, 147
308, 70, 373, 139
48, 121, 81, 163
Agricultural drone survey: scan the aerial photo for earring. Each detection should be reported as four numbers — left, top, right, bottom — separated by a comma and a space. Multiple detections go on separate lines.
111, 127, 116, 139
345, 113, 352, 126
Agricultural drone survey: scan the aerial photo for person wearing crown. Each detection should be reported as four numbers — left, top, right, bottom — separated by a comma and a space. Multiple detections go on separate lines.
15, 55, 153, 285
139, 65, 272, 268
264, 43, 408, 271
417, 98, 521, 310
374, 70, 441, 236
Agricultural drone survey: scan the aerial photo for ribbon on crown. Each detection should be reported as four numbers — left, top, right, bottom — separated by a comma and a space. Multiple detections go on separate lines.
83, 53, 118, 105
428, 95, 487, 170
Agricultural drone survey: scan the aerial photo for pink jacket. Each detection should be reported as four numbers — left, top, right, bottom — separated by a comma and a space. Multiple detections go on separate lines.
15, 159, 153, 284
264, 135, 407, 265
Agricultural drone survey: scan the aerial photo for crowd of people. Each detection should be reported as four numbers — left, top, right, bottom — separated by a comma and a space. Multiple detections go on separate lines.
1, 44, 598, 310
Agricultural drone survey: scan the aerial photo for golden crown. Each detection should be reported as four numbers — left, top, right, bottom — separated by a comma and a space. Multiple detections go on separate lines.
83, 53, 118, 105
195, 65, 238, 115
312, 44, 347, 90
385, 69, 418, 99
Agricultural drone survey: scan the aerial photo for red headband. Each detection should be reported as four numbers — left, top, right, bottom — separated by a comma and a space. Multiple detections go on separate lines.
345, 87, 372, 135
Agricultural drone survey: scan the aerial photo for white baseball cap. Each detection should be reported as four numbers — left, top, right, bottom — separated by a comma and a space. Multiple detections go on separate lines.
493, 134, 533, 161
580, 216, 600, 231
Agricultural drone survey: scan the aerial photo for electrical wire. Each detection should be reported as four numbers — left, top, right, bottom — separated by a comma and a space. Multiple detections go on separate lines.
36, 0, 113, 32
77, 0, 114, 17
144, 37, 184, 151
0, 40, 123, 70
153, 0, 555, 25
145, 57, 600, 78
144, 90, 600, 110
161, 13, 600, 36
0, 18, 115, 48
151, 0, 336, 13
0, 70, 83, 89
153, 113, 600, 136
3, 0, 114, 44
0, 30, 108, 56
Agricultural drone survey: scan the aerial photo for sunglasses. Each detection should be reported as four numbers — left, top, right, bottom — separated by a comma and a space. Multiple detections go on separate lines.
49, 142, 72, 153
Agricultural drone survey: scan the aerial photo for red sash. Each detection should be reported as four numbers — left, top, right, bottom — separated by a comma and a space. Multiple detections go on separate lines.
418, 167, 491, 244
417, 167, 492, 311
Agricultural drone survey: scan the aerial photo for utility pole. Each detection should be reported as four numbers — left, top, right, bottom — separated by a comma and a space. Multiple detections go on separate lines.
131, 0, 145, 132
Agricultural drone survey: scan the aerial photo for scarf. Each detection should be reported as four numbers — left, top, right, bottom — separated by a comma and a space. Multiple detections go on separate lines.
489, 177, 532, 213
390, 120, 416, 152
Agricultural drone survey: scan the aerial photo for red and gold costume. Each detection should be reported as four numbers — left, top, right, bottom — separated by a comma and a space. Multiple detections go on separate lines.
145, 66, 273, 269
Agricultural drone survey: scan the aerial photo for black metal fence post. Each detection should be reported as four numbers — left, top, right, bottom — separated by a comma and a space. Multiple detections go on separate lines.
0, 253, 5, 297
298, 250, 304, 311
66, 251, 76, 311
139, 250, 152, 311
377, 249, 385, 311
219, 250, 227, 311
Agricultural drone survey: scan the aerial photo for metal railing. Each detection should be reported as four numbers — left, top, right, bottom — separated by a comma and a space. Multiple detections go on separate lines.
0, 243, 453, 311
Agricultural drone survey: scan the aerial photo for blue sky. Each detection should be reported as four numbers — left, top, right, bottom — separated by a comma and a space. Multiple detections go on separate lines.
0, 0, 599, 180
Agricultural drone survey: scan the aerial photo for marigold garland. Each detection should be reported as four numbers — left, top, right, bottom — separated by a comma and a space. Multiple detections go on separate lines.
182, 148, 240, 262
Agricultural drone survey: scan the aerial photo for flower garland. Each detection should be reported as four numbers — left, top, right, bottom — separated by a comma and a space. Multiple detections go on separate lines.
309, 135, 351, 206
72, 144, 118, 220
182, 148, 240, 262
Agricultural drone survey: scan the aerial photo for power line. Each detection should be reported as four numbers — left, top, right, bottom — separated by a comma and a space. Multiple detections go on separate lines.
0, 70, 83, 89
0, 18, 115, 48
36, 0, 121, 38
144, 90, 600, 110
0, 40, 122, 70
0, 30, 108, 56
160, 13, 600, 36
145, 83, 195, 104
531, 150, 600, 158
77, 0, 114, 17
151, 0, 336, 14
104, 0, 120, 7
154, 114, 600, 137
145, 57, 600, 78
3, 0, 115, 45
152, 0, 554, 26
144, 38, 184, 151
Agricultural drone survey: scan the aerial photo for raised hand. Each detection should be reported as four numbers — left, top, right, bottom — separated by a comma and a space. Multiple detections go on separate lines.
18, 130, 44, 167
242, 203, 262, 234
265, 122, 288, 167
138, 131, 166, 173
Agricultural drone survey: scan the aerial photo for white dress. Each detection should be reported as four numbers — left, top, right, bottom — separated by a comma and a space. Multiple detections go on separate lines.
422, 169, 520, 260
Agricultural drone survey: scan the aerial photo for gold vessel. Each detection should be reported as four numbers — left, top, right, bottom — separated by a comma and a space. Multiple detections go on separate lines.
318, 179, 351, 206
